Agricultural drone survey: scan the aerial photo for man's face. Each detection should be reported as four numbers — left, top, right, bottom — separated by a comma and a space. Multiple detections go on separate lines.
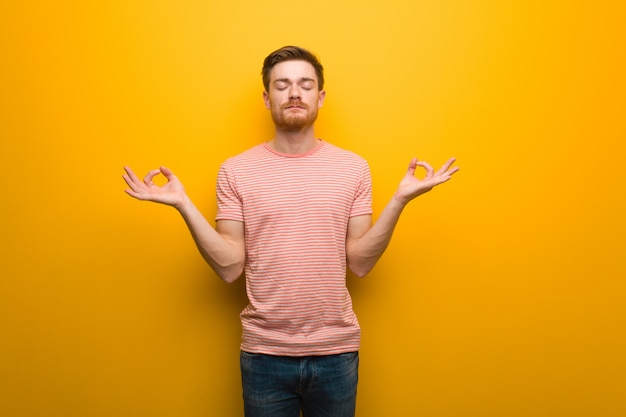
263, 60, 326, 131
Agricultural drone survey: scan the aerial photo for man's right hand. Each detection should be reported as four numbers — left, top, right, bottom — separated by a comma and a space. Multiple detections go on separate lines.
123, 166, 188, 209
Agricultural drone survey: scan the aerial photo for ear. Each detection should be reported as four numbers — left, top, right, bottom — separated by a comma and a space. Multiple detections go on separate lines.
263, 90, 270, 109
318, 90, 326, 108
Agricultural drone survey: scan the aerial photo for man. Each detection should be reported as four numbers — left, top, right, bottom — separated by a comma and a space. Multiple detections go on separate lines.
123, 45, 459, 417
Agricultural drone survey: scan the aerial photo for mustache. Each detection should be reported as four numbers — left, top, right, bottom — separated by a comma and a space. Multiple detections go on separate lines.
281, 100, 308, 110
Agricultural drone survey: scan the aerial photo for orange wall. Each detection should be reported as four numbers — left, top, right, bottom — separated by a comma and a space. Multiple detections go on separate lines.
1, 1, 625, 416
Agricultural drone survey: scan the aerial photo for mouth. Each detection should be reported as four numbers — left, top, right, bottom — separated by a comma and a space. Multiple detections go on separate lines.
283, 102, 307, 110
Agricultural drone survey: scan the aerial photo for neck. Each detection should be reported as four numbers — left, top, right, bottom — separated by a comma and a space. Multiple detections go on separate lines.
269, 125, 319, 154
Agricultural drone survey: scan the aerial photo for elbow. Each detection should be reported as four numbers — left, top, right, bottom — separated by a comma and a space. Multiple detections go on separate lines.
209, 256, 244, 284
221, 272, 242, 284
347, 251, 374, 278
218, 264, 244, 284
351, 268, 370, 278
347, 259, 373, 278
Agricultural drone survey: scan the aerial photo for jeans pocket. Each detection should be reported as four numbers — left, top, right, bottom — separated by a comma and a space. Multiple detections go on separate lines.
240, 350, 260, 373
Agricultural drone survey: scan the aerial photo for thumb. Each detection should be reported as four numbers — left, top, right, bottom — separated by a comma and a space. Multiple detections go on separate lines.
406, 157, 418, 176
159, 166, 177, 181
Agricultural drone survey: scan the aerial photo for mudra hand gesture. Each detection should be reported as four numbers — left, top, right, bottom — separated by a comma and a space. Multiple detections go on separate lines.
123, 166, 188, 209
394, 157, 459, 205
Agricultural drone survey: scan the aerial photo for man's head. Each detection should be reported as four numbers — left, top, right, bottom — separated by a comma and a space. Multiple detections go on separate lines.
262, 46, 326, 132
262, 46, 324, 92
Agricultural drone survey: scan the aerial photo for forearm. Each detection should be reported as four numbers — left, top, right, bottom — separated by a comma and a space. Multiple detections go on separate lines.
347, 197, 406, 277
177, 197, 245, 283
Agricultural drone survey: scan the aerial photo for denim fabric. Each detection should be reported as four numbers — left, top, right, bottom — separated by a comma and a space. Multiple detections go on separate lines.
240, 351, 359, 417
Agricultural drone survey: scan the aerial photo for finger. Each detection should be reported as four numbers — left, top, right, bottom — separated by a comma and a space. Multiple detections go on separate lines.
122, 171, 148, 193
122, 173, 136, 189
123, 187, 141, 199
122, 172, 145, 198
435, 157, 458, 176
447, 166, 460, 176
432, 166, 460, 186
406, 157, 418, 176
143, 169, 161, 186
159, 166, 177, 182
123, 166, 156, 192
415, 160, 434, 177
123, 166, 143, 185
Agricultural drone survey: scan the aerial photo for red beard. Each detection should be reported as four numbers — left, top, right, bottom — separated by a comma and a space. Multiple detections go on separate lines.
271, 100, 319, 131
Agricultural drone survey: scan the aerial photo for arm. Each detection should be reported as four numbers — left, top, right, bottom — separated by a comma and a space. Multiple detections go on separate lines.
122, 166, 245, 283
346, 157, 459, 277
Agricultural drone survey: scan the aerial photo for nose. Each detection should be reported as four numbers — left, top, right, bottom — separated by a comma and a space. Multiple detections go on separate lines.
288, 85, 301, 100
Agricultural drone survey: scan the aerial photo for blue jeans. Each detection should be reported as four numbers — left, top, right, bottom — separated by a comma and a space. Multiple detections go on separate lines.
240, 351, 359, 417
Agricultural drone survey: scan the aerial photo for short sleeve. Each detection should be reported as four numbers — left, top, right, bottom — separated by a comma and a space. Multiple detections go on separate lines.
349, 159, 373, 218
215, 163, 244, 222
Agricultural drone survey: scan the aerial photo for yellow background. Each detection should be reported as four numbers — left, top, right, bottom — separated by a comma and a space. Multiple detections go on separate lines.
1, 1, 625, 416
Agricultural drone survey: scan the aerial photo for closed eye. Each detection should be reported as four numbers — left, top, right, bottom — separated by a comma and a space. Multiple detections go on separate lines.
301, 80, 315, 90
272, 78, 316, 91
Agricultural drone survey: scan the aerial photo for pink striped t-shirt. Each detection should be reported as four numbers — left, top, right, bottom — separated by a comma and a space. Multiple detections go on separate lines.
215, 140, 372, 356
